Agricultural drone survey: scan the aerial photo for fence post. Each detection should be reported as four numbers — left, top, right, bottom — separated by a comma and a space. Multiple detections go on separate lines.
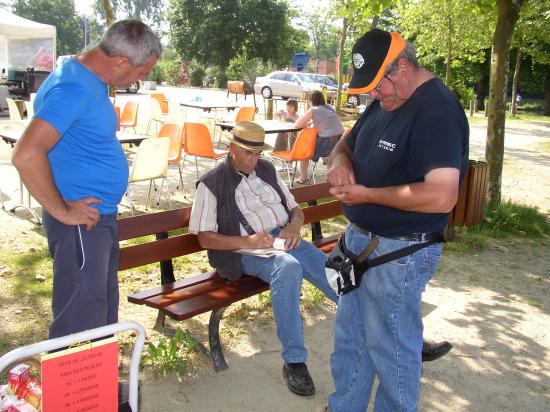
265, 98, 274, 120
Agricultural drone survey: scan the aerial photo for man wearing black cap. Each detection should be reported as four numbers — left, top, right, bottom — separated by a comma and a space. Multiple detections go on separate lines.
327, 29, 469, 411
189, 121, 338, 397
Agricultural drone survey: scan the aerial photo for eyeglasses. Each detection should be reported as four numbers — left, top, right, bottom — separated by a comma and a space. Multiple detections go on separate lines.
374, 74, 390, 92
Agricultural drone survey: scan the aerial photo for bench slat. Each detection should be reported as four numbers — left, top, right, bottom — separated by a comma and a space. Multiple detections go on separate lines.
118, 208, 191, 241
302, 201, 343, 224
290, 182, 331, 203
128, 271, 218, 304
120, 233, 202, 271
160, 276, 269, 321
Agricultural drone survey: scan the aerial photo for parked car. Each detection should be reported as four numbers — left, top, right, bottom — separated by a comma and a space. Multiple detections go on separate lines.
254, 71, 334, 99
343, 82, 372, 107
308, 74, 338, 88
56, 54, 140, 94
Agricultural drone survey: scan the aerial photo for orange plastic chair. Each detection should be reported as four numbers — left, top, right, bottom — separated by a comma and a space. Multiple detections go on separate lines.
120, 101, 139, 132
271, 127, 318, 187
235, 106, 256, 122
216, 106, 256, 148
157, 123, 184, 189
183, 122, 228, 179
151, 92, 169, 114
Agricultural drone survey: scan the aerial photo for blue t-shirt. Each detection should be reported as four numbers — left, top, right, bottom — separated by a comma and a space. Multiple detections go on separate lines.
344, 78, 469, 236
34, 59, 128, 215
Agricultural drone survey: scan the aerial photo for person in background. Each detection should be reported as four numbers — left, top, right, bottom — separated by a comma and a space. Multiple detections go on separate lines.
12, 20, 162, 339
274, 98, 299, 152
189, 121, 338, 398
326, 29, 468, 411
294, 90, 344, 184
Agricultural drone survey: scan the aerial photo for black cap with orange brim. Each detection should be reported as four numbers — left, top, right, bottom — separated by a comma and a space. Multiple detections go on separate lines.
348, 29, 405, 95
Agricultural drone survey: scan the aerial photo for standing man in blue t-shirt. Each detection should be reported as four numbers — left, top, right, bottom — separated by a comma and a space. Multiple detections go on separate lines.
327, 30, 469, 411
12, 20, 162, 339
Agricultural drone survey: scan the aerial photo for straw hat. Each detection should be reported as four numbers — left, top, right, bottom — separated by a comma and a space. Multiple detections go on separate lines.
231, 121, 272, 151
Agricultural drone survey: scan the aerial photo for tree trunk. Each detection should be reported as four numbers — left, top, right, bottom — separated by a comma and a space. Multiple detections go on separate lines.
102, 0, 114, 26
336, 17, 348, 114
485, 0, 522, 205
445, 0, 452, 85
544, 70, 550, 116
510, 38, 522, 117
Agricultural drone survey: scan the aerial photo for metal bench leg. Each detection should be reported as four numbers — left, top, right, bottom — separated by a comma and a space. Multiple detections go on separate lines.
209, 307, 229, 372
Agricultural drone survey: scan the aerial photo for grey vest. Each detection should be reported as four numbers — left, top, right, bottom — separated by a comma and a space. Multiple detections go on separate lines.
198, 155, 290, 280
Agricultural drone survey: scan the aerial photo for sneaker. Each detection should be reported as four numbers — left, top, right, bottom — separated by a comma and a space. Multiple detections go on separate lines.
283, 362, 315, 396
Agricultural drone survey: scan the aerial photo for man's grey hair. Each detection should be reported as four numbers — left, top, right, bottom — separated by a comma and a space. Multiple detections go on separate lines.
99, 20, 162, 66
385, 41, 419, 74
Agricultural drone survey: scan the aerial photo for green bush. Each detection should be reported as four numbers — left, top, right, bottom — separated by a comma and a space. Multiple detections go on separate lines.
189, 61, 206, 87
226, 54, 276, 87
161, 59, 183, 86
449, 81, 475, 108
205, 66, 228, 88
146, 64, 164, 83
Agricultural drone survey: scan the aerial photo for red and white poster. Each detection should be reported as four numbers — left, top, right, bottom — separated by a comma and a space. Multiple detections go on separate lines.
41, 337, 118, 412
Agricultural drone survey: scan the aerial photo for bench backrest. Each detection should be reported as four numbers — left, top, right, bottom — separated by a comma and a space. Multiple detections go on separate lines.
118, 182, 343, 272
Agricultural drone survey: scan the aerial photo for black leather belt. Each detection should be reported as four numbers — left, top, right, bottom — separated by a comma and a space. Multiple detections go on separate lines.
351, 223, 442, 243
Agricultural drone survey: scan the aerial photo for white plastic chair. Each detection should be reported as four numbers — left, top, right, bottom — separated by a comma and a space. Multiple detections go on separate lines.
125, 137, 171, 215
168, 99, 185, 129
6, 97, 23, 121
146, 97, 168, 135
24, 100, 34, 118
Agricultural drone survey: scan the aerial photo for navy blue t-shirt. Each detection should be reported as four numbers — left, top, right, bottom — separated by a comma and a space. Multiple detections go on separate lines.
343, 78, 469, 236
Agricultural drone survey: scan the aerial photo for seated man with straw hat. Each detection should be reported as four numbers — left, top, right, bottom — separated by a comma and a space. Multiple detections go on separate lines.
189, 121, 338, 397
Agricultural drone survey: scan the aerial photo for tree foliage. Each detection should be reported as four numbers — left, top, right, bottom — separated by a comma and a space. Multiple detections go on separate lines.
92, 0, 166, 32
397, 0, 494, 85
300, 9, 341, 61
167, 0, 306, 69
12, 0, 83, 55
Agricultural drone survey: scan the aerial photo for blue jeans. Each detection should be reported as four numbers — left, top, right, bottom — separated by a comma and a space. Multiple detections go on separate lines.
241, 228, 338, 363
329, 225, 442, 412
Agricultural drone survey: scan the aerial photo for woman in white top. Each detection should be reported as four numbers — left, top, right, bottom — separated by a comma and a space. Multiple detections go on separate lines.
294, 90, 344, 184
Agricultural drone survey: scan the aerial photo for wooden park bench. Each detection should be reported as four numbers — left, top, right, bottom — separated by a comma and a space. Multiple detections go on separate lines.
118, 182, 342, 372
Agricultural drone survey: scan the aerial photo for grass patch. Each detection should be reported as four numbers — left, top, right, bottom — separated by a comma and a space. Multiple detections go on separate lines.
445, 200, 549, 253
469, 200, 550, 238
538, 141, 550, 154
525, 298, 542, 309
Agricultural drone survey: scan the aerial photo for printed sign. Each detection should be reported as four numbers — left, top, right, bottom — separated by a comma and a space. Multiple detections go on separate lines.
41, 337, 118, 412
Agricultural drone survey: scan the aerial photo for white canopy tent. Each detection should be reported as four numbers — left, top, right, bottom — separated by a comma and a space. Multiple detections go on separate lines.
0, 10, 56, 73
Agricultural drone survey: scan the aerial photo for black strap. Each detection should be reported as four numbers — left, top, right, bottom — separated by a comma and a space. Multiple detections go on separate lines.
353, 233, 445, 276
236, 208, 256, 235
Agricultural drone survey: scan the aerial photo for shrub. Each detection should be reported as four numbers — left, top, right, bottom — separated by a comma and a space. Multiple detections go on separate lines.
449, 81, 475, 108
189, 60, 206, 87
226, 54, 276, 87
205, 66, 227, 88
161, 59, 183, 86
146, 64, 164, 83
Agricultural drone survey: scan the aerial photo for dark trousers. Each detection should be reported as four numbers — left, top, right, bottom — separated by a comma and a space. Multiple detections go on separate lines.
43, 210, 119, 339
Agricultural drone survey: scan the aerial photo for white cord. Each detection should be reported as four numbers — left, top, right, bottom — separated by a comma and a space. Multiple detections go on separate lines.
77, 225, 86, 270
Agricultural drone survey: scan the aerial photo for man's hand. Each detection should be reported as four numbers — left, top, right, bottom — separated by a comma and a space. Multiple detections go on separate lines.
247, 231, 275, 249
329, 184, 368, 205
278, 223, 302, 250
60, 197, 101, 230
327, 144, 356, 187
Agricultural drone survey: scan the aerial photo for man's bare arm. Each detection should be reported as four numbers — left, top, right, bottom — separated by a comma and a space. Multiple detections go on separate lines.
12, 119, 101, 229
329, 167, 460, 213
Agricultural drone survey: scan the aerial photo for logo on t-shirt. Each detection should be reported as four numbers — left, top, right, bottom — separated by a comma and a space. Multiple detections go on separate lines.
378, 139, 396, 152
